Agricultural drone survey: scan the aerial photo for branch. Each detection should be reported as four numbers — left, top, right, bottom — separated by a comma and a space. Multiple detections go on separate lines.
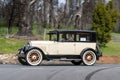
30, 0, 37, 6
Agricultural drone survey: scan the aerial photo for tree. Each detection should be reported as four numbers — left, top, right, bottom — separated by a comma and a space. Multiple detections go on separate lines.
15, 0, 37, 36
80, 0, 96, 30
113, 0, 120, 31
92, 1, 120, 46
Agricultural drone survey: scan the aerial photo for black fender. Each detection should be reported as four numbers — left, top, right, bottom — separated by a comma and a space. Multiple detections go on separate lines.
25, 47, 47, 59
80, 48, 99, 60
96, 45, 102, 57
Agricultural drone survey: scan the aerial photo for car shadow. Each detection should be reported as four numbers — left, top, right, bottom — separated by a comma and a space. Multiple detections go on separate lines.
40, 61, 86, 66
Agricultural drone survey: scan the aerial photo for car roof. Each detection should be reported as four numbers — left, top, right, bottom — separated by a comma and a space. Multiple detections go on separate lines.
48, 30, 96, 34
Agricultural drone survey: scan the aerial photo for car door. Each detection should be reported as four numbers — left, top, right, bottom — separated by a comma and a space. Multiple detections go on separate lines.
47, 41, 58, 55
57, 42, 75, 55
75, 32, 96, 55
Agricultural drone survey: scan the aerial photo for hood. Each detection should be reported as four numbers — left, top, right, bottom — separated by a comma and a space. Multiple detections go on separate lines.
29, 40, 55, 46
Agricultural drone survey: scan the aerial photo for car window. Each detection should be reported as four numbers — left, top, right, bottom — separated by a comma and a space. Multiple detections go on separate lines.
50, 34, 57, 41
76, 33, 91, 42
59, 33, 74, 42
59, 34, 67, 41
66, 34, 74, 41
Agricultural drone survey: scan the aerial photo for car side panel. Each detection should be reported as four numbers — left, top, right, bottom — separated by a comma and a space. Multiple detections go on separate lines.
57, 42, 75, 55
75, 42, 96, 55
47, 42, 58, 55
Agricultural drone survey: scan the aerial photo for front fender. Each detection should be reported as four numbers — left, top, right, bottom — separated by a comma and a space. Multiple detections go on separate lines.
25, 46, 48, 60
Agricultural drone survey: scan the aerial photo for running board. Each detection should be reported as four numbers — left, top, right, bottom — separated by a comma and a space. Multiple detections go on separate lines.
59, 58, 81, 61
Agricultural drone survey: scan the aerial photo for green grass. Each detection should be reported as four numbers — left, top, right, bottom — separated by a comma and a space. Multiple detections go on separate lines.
0, 26, 18, 36
102, 32, 120, 56
0, 37, 27, 54
102, 41, 120, 56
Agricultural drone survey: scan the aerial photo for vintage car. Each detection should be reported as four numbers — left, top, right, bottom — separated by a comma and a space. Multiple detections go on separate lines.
18, 30, 102, 66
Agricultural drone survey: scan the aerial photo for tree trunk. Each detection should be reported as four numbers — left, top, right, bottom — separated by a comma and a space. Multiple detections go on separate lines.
8, 0, 16, 34
113, 0, 120, 31
49, 0, 54, 27
80, 0, 96, 30
17, 0, 33, 36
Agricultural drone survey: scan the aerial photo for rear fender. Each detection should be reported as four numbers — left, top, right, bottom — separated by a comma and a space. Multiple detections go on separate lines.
80, 48, 99, 60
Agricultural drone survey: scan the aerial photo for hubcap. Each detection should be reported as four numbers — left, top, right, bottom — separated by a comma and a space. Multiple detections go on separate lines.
85, 53, 93, 62
29, 52, 40, 62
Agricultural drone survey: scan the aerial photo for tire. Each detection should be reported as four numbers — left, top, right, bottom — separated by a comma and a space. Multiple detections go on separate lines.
18, 57, 28, 65
82, 50, 96, 66
71, 60, 82, 65
26, 49, 43, 66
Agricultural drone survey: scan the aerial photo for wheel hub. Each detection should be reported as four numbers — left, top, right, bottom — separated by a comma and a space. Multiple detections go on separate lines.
85, 53, 93, 62
29, 52, 39, 62
32, 55, 37, 60
86, 55, 92, 61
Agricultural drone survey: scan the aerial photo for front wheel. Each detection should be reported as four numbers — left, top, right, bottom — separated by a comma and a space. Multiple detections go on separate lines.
26, 49, 43, 66
82, 50, 96, 66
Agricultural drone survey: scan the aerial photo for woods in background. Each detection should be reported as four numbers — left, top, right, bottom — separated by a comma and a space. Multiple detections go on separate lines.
0, 0, 120, 37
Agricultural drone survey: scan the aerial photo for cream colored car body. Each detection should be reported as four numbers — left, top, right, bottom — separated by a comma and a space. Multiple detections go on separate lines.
18, 30, 102, 66
29, 41, 96, 55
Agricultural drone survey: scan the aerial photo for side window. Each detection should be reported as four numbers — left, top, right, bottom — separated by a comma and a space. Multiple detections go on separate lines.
59, 33, 74, 42
66, 34, 74, 41
76, 33, 91, 42
59, 34, 67, 41
49, 34, 57, 41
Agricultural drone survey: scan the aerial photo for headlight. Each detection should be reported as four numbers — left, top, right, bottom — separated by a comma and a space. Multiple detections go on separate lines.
26, 42, 31, 49
23, 42, 31, 52
27, 43, 30, 47
27, 42, 32, 47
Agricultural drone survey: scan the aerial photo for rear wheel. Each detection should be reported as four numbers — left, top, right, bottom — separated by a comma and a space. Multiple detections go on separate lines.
26, 49, 43, 66
82, 50, 96, 66
71, 60, 82, 65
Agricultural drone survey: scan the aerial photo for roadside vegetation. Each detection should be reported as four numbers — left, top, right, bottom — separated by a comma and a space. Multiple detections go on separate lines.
102, 41, 120, 56
0, 37, 27, 54
92, 1, 120, 46
102, 32, 120, 56
0, 1, 120, 56
0, 26, 120, 56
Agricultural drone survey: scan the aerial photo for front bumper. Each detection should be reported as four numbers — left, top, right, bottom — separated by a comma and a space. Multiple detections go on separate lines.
18, 45, 31, 58
18, 48, 25, 58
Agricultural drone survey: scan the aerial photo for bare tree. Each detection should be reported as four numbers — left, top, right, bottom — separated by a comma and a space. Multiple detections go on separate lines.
80, 0, 96, 30
7, 0, 15, 34
113, 0, 120, 31
16, 0, 37, 36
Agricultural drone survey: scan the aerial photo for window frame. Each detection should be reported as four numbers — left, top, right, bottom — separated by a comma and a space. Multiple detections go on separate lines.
48, 30, 96, 43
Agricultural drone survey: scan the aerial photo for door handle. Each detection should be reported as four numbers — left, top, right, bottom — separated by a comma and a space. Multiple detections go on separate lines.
74, 44, 76, 46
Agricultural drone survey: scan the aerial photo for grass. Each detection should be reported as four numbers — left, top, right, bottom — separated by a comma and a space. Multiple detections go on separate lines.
0, 26, 18, 36
102, 32, 120, 56
0, 37, 27, 54
102, 41, 120, 56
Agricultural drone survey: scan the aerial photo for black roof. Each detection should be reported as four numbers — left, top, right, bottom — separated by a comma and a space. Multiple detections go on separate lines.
48, 30, 96, 34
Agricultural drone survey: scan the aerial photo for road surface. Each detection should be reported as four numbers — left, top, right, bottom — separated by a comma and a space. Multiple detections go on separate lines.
0, 63, 120, 80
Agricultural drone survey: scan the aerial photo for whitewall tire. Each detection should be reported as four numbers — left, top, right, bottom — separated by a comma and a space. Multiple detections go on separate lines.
82, 50, 96, 66
26, 49, 43, 66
